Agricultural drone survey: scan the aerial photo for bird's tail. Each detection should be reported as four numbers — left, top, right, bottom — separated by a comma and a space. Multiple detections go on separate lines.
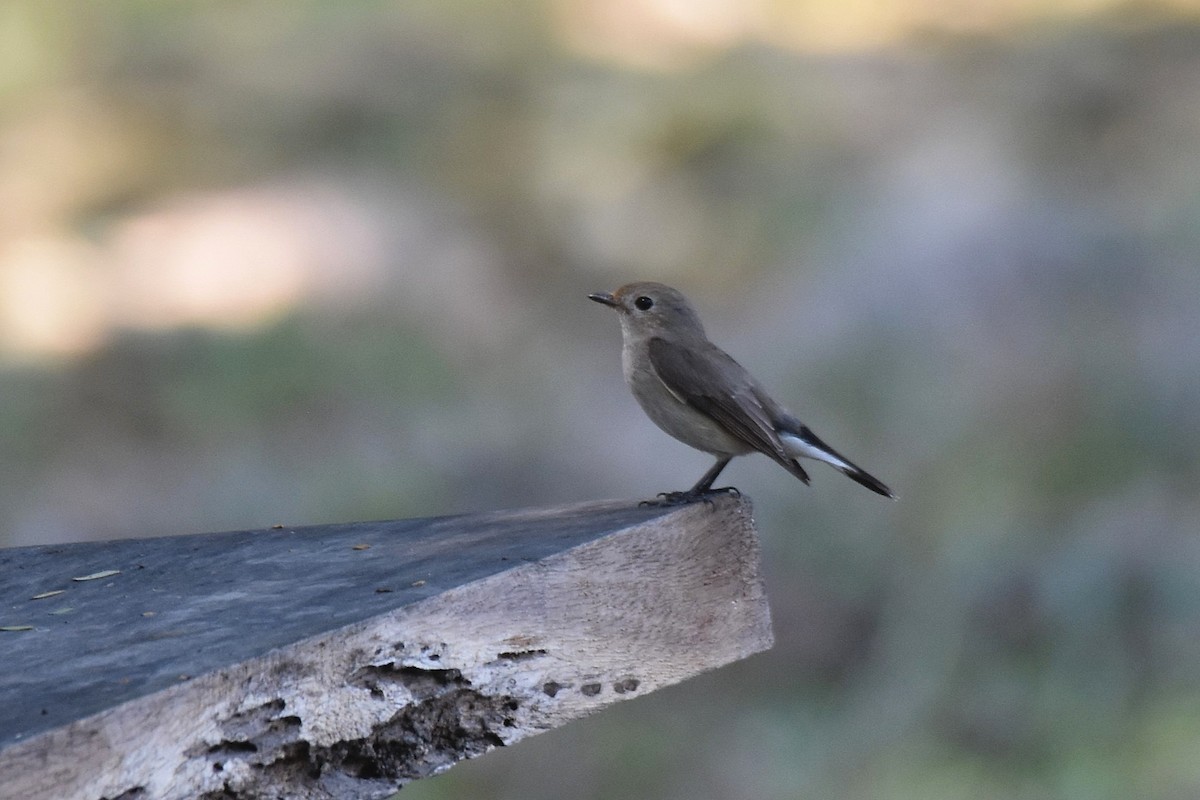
839, 464, 895, 498
779, 419, 896, 499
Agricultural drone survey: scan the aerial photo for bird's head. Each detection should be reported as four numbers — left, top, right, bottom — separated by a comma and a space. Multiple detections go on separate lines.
588, 282, 707, 340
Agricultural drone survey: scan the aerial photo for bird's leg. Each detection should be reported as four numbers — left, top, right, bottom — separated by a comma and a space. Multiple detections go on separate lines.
691, 456, 732, 493
644, 457, 738, 506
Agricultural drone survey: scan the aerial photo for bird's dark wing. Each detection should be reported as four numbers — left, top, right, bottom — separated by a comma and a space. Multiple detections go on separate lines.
647, 337, 810, 484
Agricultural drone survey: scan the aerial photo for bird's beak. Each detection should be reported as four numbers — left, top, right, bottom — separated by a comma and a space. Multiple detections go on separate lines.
588, 291, 618, 308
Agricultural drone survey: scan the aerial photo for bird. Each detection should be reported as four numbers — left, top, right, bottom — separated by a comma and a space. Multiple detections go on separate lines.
589, 281, 894, 501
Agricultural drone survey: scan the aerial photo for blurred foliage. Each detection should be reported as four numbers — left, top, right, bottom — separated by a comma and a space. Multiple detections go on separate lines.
2, 2, 1200, 799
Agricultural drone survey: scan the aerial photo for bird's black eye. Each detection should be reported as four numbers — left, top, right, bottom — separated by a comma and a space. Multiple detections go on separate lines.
634, 296, 654, 311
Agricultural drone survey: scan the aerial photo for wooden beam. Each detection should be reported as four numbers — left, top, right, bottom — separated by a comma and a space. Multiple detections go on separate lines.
0, 494, 771, 800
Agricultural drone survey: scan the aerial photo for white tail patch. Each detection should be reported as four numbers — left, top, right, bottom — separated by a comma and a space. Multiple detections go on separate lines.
780, 432, 852, 471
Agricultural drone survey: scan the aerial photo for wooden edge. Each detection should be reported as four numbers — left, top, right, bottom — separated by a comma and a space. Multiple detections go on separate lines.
0, 495, 772, 800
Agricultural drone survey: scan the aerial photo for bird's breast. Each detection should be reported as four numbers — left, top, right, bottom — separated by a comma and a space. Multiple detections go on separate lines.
621, 342, 750, 457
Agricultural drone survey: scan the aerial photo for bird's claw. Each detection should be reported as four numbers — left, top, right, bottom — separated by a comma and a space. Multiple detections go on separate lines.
639, 486, 741, 507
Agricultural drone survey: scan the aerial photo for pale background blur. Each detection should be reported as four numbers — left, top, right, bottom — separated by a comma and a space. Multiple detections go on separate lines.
2, 1, 1199, 798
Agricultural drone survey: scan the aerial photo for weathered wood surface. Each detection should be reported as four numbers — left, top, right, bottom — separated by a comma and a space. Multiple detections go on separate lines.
0, 494, 771, 800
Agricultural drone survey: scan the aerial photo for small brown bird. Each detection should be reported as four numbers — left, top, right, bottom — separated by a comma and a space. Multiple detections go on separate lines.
589, 282, 894, 500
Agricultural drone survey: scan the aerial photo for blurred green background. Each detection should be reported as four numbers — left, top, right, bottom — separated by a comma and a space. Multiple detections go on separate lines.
2, 1, 1199, 798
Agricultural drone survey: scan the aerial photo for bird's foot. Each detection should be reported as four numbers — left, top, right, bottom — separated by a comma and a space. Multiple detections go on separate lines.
639, 486, 741, 507
639, 491, 691, 507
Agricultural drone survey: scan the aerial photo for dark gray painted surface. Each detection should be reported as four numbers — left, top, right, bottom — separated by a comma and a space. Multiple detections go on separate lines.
0, 501, 671, 745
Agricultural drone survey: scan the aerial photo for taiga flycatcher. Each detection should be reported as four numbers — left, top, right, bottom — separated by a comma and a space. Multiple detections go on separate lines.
589, 282, 894, 500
